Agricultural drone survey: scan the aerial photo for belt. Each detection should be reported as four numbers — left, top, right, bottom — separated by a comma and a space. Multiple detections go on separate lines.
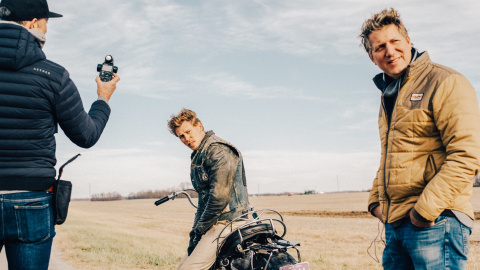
391, 209, 456, 228
440, 209, 455, 217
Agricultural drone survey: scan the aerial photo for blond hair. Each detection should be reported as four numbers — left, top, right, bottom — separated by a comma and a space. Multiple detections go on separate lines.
167, 108, 202, 137
360, 8, 409, 56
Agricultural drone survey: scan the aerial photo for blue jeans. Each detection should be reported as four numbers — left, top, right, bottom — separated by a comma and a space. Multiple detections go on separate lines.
383, 215, 471, 270
0, 191, 56, 270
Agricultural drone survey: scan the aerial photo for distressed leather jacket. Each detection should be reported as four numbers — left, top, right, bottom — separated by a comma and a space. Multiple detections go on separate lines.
190, 131, 250, 235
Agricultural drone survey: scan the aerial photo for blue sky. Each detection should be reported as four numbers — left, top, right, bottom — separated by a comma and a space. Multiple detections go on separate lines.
44, 0, 480, 198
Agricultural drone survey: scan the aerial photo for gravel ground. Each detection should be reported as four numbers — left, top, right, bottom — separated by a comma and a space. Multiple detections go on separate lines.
0, 238, 75, 270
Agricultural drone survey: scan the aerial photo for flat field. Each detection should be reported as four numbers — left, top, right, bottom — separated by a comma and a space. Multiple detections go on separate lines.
55, 188, 480, 269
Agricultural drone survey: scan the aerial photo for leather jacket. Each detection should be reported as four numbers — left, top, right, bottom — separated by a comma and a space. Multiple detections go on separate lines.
190, 131, 250, 235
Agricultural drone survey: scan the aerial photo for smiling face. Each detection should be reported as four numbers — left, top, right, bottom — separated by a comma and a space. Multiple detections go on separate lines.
175, 121, 206, 150
368, 24, 412, 79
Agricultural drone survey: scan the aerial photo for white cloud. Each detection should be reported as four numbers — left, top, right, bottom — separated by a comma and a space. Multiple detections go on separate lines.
145, 141, 166, 146
41, 0, 480, 199
46, 0, 480, 100
192, 72, 327, 100
243, 150, 379, 194
56, 148, 190, 198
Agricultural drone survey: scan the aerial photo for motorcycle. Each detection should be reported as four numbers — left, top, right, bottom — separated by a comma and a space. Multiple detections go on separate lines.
155, 190, 310, 270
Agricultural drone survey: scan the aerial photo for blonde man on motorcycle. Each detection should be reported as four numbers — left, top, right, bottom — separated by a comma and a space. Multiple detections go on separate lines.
168, 108, 250, 270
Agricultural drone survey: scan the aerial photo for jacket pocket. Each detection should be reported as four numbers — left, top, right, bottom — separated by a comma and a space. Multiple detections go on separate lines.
423, 154, 438, 184
194, 165, 209, 189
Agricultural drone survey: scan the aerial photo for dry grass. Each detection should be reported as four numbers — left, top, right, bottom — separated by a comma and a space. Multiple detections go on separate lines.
55, 188, 480, 269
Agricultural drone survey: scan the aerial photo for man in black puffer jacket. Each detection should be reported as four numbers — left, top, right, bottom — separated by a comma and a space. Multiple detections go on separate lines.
0, 0, 120, 269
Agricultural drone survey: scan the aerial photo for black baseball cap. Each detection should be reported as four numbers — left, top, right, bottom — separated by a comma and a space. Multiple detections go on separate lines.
0, 0, 62, 21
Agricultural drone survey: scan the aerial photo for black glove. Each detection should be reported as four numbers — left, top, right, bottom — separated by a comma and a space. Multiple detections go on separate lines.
187, 231, 202, 256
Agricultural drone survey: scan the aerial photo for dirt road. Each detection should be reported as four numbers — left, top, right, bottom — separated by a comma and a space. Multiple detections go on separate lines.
0, 238, 75, 270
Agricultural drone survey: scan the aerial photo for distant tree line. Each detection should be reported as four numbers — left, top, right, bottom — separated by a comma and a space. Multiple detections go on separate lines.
254, 190, 317, 196
127, 186, 198, 200
90, 182, 197, 201
91, 191, 123, 201
90, 183, 392, 202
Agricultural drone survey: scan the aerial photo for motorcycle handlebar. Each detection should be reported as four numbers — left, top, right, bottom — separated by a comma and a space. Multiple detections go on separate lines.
153, 190, 198, 209
154, 196, 170, 206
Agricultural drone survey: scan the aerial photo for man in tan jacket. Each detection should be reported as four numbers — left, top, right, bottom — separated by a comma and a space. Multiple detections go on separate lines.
360, 8, 480, 270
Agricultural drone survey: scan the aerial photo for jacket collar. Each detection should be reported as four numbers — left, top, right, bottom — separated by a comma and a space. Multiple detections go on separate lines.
403, 51, 430, 82
191, 130, 214, 159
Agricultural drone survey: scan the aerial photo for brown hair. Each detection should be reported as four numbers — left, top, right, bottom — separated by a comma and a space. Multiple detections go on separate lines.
167, 108, 202, 137
359, 8, 409, 56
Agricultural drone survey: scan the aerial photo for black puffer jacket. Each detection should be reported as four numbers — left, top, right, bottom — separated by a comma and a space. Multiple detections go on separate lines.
0, 23, 111, 190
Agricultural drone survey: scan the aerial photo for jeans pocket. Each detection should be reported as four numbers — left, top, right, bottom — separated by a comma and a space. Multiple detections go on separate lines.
461, 224, 472, 255
14, 200, 52, 243
409, 217, 446, 231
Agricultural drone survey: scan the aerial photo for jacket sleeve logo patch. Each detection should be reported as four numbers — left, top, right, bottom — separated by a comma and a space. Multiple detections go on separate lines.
33, 67, 51, 75
410, 93, 424, 101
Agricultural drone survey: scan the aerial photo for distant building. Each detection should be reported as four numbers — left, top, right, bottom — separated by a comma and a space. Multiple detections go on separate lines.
474, 174, 480, 187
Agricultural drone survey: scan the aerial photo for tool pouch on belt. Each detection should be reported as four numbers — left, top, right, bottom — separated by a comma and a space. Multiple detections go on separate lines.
53, 153, 80, 225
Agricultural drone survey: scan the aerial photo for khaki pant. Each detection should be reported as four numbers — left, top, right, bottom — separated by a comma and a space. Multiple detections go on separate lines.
177, 220, 246, 270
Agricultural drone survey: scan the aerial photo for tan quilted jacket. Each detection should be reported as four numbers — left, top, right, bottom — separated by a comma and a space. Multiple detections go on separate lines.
368, 52, 480, 224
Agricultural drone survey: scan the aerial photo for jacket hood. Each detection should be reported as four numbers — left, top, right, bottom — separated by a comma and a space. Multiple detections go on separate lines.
0, 22, 46, 70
